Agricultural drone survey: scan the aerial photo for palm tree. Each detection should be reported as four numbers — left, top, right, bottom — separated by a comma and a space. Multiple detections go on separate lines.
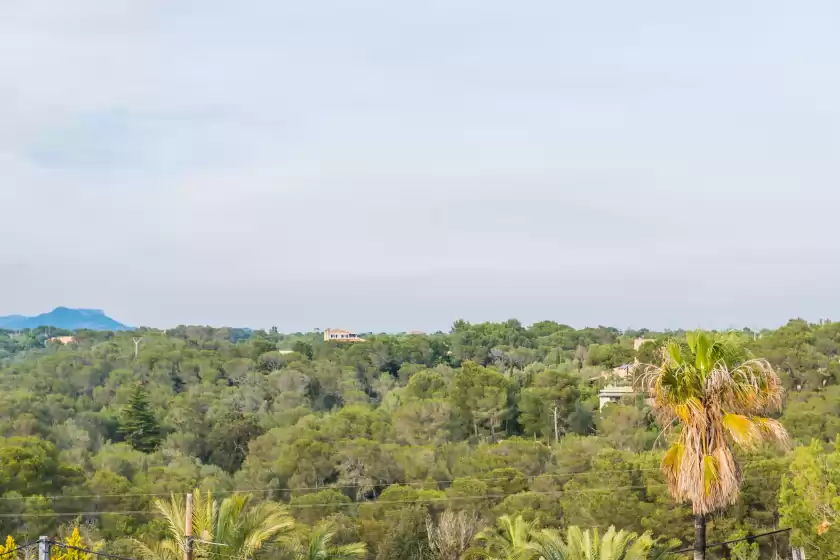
285, 523, 366, 560
466, 514, 537, 560
528, 526, 671, 560
131, 490, 294, 560
641, 331, 789, 560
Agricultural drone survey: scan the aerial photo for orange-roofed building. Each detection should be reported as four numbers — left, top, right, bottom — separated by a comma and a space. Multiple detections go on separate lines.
48, 336, 76, 345
323, 329, 365, 342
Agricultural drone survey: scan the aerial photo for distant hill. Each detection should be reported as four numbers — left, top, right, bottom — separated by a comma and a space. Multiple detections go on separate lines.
0, 307, 130, 331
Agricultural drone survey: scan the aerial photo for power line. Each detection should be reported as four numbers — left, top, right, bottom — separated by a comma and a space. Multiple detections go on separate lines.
0, 475, 783, 517
0, 459, 783, 502
794, 535, 840, 559
0, 470, 657, 502
49, 541, 138, 560
227, 467, 674, 496
284, 474, 781, 508
0, 512, 153, 519
201, 551, 246, 560
671, 527, 791, 555
0, 541, 40, 557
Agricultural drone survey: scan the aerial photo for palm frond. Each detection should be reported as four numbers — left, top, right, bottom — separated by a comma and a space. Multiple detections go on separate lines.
644, 331, 788, 515
752, 417, 791, 449
527, 529, 568, 560
216, 493, 248, 552
146, 490, 293, 560
623, 531, 656, 560
721, 413, 760, 449
328, 542, 367, 560
238, 501, 294, 558
289, 523, 366, 560
471, 515, 537, 560
530, 525, 657, 560
128, 539, 180, 560
153, 495, 187, 552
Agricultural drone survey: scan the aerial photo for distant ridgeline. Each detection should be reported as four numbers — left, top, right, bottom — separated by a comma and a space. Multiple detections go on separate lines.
0, 307, 129, 331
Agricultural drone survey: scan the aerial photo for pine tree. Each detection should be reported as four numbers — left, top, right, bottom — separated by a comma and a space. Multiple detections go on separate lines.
120, 384, 162, 453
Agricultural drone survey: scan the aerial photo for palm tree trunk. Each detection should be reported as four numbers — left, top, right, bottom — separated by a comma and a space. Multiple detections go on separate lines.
693, 514, 706, 560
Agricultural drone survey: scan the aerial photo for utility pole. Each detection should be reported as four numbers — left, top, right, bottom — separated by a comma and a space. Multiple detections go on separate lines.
39, 537, 49, 560
693, 514, 706, 560
551, 406, 560, 444
184, 493, 193, 560
132, 337, 142, 360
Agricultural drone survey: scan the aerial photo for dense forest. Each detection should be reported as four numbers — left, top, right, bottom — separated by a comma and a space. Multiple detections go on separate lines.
0, 319, 839, 559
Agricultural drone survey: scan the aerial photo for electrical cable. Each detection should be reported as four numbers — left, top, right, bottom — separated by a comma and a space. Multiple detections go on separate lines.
0, 542, 40, 557
0, 459, 784, 502
48, 541, 138, 560
670, 527, 790, 554
0, 475, 784, 517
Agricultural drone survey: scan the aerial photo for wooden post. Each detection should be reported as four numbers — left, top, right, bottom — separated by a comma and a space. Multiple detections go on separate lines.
185, 493, 193, 560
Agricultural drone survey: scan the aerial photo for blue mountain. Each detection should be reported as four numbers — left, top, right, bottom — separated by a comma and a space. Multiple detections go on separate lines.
0, 307, 130, 331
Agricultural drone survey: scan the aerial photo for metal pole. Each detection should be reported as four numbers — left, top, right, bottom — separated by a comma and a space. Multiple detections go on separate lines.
39, 537, 49, 560
184, 493, 193, 560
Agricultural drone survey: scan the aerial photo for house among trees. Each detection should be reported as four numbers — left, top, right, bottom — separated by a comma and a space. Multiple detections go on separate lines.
598, 385, 637, 410
601, 362, 635, 381
47, 335, 76, 345
323, 328, 365, 342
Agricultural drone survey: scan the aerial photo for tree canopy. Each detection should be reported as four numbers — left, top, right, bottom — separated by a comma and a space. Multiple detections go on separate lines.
0, 319, 838, 558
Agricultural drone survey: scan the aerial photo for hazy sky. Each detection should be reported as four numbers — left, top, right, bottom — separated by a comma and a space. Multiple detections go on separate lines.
2, 1, 840, 332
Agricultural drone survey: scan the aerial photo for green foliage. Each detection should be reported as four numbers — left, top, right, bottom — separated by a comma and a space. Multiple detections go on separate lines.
369, 506, 429, 560
119, 385, 162, 453
2, 320, 840, 554
779, 441, 840, 559
54, 527, 101, 560
782, 386, 840, 443
559, 449, 650, 534
529, 524, 669, 560
286, 522, 366, 560
0, 437, 82, 495
518, 368, 581, 441
492, 493, 563, 528
468, 514, 537, 559
586, 343, 635, 369
451, 362, 511, 439
290, 490, 353, 526
725, 530, 759, 560
595, 404, 656, 453
130, 489, 294, 560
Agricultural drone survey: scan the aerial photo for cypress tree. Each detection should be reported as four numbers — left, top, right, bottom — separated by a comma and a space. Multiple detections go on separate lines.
119, 384, 162, 453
